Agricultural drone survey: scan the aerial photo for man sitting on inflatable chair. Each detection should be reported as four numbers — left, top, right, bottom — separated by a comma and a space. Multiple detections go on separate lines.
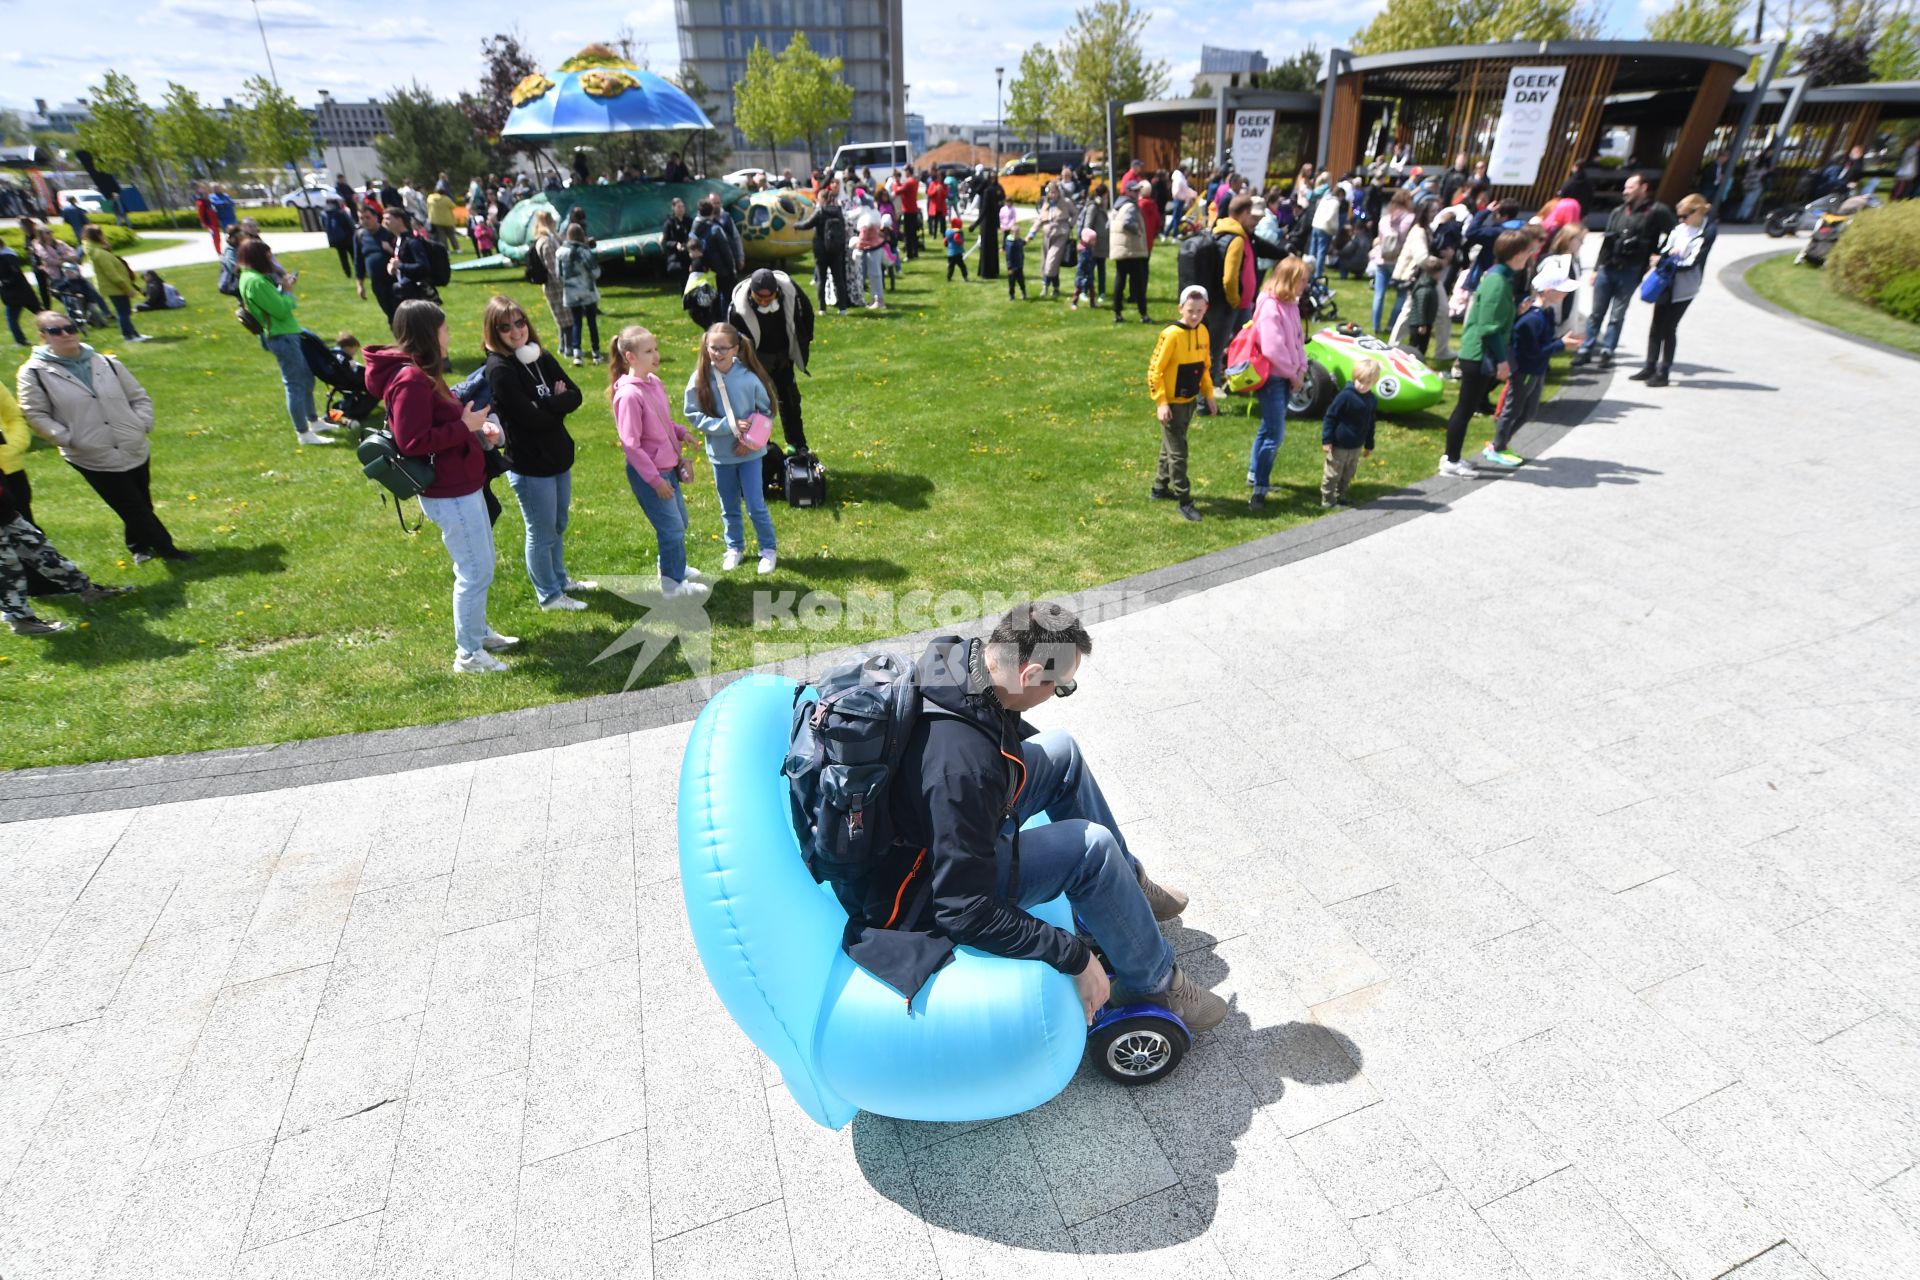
845, 601, 1230, 1032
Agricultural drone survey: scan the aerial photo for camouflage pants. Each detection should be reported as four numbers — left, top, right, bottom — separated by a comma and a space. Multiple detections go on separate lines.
1, 517, 89, 622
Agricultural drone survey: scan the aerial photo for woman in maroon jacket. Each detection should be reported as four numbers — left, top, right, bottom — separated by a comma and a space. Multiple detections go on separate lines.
365, 299, 516, 673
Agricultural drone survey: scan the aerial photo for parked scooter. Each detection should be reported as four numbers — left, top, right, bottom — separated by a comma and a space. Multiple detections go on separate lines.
1796, 194, 1876, 266
1766, 179, 1882, 238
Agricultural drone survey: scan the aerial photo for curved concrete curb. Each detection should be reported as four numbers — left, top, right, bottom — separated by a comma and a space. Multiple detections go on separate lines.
1720, 247, 1920, 365
0, 365, 1614, 822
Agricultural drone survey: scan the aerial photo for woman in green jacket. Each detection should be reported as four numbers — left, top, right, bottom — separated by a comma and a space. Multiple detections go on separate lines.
1439, 229, 1529, 478
238, 239, 333, 446
79, 225, 146, 343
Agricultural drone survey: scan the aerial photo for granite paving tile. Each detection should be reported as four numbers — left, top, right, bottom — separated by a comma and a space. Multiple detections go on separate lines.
231, 1211, 384, 1280
1348, 1185, 1530, 1280
1016, 1064, 1177, 1226
521, 956, 643, 1164
1475, 1166, 1674, 1280
1069, 1185, 1232, 1274
651, 1199, 796, 1280
242, 1102, 403, 1248
371, 1067, 525, 1280
765, 1098, 939, 1280
279, 1013, 420, 1135
904, 1118, 1082, 1279
92, 1137, 272, 1280
513, 1131, 650, 1280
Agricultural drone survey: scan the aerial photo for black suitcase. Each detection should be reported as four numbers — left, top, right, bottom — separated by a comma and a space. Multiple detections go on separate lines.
784, 450, 827, 508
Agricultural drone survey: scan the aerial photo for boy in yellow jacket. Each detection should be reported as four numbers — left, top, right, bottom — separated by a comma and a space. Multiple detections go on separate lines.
1147, 285, 1217, 522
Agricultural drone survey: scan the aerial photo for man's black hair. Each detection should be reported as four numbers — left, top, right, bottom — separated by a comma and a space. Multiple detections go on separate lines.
988, 601, 1092, 674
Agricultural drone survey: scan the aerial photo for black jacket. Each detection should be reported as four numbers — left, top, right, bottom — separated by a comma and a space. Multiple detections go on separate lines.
322, 208, 355, 249
1599, 197, 1676, 270
353, 226, 393, 283
484, 350, 582, 476
844, 636, 1091, 1000
392, 233, 434, 298
794, 202, 847, 259
0, 245, 36, 309
661, 212, 694, 271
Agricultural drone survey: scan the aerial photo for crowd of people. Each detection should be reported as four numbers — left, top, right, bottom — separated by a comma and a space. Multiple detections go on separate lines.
3, 142, 1720, 650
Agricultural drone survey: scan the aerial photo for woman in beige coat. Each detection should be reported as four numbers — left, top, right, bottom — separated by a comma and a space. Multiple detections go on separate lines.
530, 210, 572, 358
16, 311, 187, 562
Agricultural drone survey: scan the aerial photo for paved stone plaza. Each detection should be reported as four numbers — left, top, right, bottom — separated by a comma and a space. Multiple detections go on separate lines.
3, 234, 1919, 1278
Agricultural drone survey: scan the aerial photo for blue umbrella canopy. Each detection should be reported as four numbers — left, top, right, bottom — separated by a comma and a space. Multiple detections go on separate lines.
501, 48, 713, 138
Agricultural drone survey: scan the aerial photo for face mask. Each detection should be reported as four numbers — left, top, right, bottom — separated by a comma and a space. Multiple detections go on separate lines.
754, 298, 778, 314
515, 343, 541, 364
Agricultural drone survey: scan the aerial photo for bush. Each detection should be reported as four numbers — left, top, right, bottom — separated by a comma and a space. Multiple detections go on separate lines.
1826, 201, 1920, 304
127, 205, 304, 231
1877, 268, 1920, 324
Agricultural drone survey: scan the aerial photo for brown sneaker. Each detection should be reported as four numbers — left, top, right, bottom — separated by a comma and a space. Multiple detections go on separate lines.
1132, 965, 1228, 1032
1136, 862, 1189, 922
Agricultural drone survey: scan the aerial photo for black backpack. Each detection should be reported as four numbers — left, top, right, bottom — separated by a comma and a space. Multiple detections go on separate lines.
821, 209, 847, 257
1176, 230, 1229, 308
421, 236, 452, 287
784, 449, 827, 508
524, 245, 549, 286
784, 654, 925, 890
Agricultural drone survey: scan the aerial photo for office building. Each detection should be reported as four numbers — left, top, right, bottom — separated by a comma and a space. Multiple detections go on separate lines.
309, 98, 390, 149
674, 0, 906, 166
1193, 46, 1268, 94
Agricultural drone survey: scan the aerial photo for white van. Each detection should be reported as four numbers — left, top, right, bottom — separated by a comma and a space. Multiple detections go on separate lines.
828, 141, 913, 177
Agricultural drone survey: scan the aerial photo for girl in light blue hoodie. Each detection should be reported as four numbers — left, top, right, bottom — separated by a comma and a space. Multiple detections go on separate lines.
684, 322, 778, 574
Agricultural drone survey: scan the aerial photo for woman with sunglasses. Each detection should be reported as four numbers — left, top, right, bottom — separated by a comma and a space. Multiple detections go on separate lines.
481, 295, 593, 611
16, 311, 188, 563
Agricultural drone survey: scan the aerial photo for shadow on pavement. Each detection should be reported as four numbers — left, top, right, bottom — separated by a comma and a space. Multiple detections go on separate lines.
1503, 456, 1661, 489
852, 929, 1364, 1252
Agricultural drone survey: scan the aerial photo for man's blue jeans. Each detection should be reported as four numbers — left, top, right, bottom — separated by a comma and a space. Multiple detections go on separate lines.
419, 490, 494, 658
1580, 263, 1640, 357
999, 729, 1175, 995
1248, 377, 1289, 495
1310, 229, 1332, 279
628, 463, 689, 583
505, 468, 571, 603
262, 331, 315, 436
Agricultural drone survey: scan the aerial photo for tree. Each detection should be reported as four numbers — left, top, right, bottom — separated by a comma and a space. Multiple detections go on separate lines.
1351, 0, 1598, 52
1053, 0, 1169, 156
1874, 12, 1920, 79
155, 83, 234, 178
1259, 45, 1324, 92
376, 83, 493, 187
1645, 0, 1747, 41
1006, 44, 1058, 153
76, 70, 170, 205
236, 74, 311, 177
460, 32, 541, 162
727, 32, 852, 164
1797, 30, 1873, 83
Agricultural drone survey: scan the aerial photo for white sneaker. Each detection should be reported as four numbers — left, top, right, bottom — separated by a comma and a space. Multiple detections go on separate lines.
453, 650, 507, 674
1439, 457, 1479, 478
126, 334, 152, 343
660, 577, 712, 601
757, 550, 778, 575
721, 549, 744, 572
295, 430, 336, 446
539, 593, 588, 611
480, 629, 518, 651
682, 565, 711, 584
564, 579, 598, 593
571, 354, 583, 367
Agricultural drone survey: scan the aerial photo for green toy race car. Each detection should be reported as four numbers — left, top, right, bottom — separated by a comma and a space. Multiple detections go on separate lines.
1287, 323, 1447, 417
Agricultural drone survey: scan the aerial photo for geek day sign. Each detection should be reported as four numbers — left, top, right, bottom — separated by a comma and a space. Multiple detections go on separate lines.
1231, 110, 1275, 183
1487, 67, 1566, 187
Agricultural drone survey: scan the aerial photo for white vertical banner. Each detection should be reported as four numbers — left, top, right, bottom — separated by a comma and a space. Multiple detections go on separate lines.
1231, 110, 1276, 181
1487, 66, 1566, 187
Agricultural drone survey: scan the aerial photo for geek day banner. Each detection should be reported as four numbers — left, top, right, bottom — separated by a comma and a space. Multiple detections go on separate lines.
1487, 67, 1566, 187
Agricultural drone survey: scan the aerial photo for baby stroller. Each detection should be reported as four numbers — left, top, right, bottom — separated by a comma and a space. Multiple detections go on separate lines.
49, 264, 111, 332
1301, 273, 1340, 324
298, 332, 379, 427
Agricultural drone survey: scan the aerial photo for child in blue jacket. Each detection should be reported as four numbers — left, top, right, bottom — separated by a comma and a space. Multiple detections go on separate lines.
1321, 361, 1378, 507
684, 322, 778, 574
1482, 262, 1581, 468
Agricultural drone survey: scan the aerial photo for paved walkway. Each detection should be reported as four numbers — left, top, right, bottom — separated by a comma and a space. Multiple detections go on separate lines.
4, 232, 1919, 1279
81, 229, 334, 277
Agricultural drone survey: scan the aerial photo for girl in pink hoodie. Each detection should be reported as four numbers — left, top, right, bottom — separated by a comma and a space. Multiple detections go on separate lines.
609, 325, 708, 599
1246, 257, 1310, 511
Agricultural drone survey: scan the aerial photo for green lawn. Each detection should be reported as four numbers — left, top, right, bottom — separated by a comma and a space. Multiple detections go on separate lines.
2, 239, 1512, 769
1747, 250, 1920, 359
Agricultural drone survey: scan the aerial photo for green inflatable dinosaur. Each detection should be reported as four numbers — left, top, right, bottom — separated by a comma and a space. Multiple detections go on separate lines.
458, 180, 816, 271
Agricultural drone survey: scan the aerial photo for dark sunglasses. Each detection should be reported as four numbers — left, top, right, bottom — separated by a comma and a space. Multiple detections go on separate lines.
39, 324, 79, 337
496, 316, 529, 332
1052, 678, 1077, 699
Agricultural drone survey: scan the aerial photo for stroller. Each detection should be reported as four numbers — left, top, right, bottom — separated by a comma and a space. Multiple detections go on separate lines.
1796, 195, 1874, 267
1301, 273, 1340, 324
49, 264, 111, 332
298, 332, 379, 427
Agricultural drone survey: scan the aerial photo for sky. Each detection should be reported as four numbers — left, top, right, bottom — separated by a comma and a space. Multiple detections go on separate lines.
0, 0, 1658, 125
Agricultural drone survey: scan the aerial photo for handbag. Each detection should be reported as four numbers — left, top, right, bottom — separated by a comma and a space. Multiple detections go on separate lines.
1639, 255, 1675, 303
714, 370, 771, 451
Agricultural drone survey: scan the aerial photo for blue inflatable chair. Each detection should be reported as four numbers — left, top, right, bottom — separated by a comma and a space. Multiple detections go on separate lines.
678, 674, 1090, 1129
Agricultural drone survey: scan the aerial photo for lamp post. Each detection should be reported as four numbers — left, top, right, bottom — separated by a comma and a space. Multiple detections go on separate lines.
995, 66, 1005, 170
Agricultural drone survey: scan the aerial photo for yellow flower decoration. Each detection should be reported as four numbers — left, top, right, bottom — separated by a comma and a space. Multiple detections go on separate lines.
511, 74, 554, 107
580, 69, 639, 99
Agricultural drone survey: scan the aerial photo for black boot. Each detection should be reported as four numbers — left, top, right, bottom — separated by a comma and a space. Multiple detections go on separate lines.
1628, 365, 1653, 381
1644, 368, 1670, 387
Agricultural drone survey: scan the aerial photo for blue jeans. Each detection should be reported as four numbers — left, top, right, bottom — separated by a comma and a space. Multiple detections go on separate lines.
419, 490, 495, 658
1369, 263, 1394, 331
505, 469, 571, 602
262, 331, 315, 436
109, 292, 138, 340
862, 247, 886, 304
1581, 263, 1639, 357
627, 463, 689, 583
712, 460, 775, 553
1001, 729, 1174, 995
1310, 229, 1332, 279
1248, 378, 1288, 494
5, 302, 26, 345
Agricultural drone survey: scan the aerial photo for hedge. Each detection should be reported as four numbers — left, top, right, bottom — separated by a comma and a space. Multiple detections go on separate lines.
1877, 268, 1920, 325
127, 206, 303, 230
1826, 202, 1920, 306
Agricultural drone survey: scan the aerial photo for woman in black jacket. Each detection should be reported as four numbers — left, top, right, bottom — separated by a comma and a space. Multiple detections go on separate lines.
794, 192, 851, 315
480, 294, 591, 611
661, 197, 695, 280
